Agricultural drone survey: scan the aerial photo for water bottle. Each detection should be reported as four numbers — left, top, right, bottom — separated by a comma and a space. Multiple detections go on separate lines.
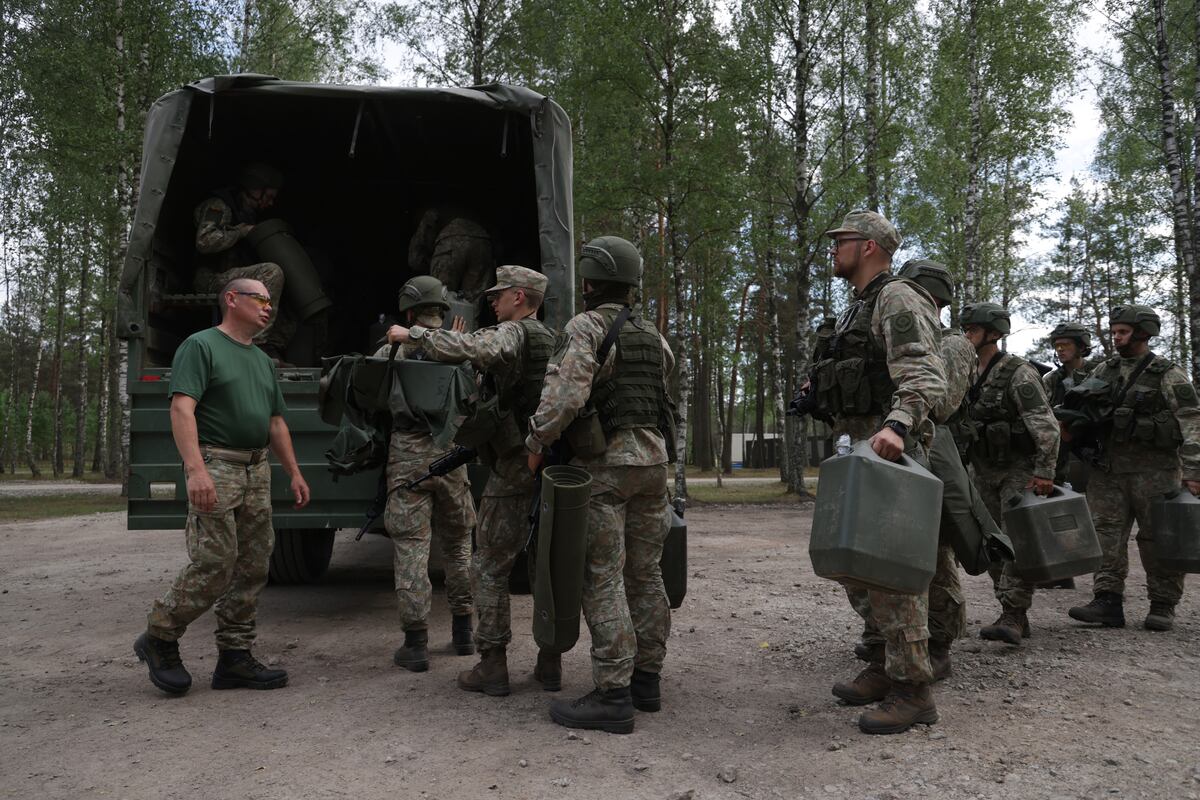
836, 434, 852, 456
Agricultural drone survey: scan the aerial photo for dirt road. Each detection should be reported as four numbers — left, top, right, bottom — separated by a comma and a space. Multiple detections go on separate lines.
1, 506, 1198, 800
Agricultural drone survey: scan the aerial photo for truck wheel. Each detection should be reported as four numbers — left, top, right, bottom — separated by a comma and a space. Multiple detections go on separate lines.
268, 529, 335, 585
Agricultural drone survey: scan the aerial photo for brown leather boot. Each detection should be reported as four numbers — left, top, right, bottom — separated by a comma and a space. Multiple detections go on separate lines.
457, 647, 510, 696
534, 649, 562, 692
832, 662, 890, 706
980, 609, 1030, 645
858, 681, 939, 735
929, 641, 952, 682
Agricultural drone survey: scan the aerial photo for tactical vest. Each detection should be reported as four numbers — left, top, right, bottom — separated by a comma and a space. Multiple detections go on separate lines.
507, 318, 555, 434
1047, 361, 1094, 406
1094, 354, 1183, 452
966, 353, 1038, 466
591, 307, 666, 434
811, 273, 900, 418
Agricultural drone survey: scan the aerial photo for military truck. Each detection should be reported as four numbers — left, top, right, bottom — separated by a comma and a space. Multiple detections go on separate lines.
119, 75, 575, 583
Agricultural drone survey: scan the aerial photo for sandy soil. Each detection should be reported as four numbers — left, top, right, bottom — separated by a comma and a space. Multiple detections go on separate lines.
1, 505, 1198, 800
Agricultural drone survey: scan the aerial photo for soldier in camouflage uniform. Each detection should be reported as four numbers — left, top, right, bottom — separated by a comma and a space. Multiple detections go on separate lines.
526, 235, 675, 735
193, 163, 297, 362
815, 211, 948, 735
843, 260, 970, 685
960, 303, 1060, 645
380, 276, 476, 672
135, 277, 310, 695
387, 265, 558, 695
408, 206, 495, 301
1043, 321, 1097, 490
1068, 305, 1200, 631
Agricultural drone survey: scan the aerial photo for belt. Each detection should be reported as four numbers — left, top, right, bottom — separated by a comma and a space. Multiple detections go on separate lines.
202, 445, 268, 465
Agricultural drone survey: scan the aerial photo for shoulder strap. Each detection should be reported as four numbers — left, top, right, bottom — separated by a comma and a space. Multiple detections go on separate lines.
597, 306, 633, 366
968, 352, 1003, 404
1113, 353, 1155, 407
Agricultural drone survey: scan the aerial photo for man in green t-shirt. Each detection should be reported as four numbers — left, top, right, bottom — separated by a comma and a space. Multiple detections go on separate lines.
134, 277, 311, 696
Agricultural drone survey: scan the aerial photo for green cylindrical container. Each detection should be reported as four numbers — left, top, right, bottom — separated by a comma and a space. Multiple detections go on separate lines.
533, 465, 592, 654
246, 218, 333, 321
1150, 490, 1200, 573
1003, 487, 1102, 582
809, 440, 942, 594
661, 501, 687, 609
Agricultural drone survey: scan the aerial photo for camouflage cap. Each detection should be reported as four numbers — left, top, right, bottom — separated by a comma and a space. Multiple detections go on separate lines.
484, 265, 548, 296
825, 209, 901, 255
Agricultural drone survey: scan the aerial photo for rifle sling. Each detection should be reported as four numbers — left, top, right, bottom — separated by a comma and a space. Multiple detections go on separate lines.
1112, 353, 1155, 408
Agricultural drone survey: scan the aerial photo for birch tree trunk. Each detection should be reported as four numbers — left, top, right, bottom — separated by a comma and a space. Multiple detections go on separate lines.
722, 282, 751, 474
73, 254, 90, 478
50, 245, 67, 477
23, 278, 50, 476
963, 0, 984, 302
1153, 0, 1199, 380
863, 0, 881, 211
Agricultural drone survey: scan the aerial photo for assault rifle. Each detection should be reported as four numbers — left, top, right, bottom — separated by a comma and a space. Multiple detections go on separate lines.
406, 445, 478, 491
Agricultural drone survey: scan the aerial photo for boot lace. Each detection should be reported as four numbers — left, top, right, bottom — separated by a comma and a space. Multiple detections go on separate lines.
158, 640, 183, 669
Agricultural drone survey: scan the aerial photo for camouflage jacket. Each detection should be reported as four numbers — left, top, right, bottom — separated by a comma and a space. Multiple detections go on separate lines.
936, 327, 977, 424
832, 276, 947, 446
1091, 354, 1200, 479
969, 354, 1060, 480
373, 309, 447, 463
1042, 359, 1097, 406
526, 303, 675, 467
193, 193, 256, 272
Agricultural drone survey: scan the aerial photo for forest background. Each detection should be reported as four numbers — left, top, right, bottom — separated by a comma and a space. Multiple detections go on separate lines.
2, 0, 1198, 500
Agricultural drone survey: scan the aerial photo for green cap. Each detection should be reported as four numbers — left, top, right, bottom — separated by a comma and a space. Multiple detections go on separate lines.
1109, 304, 1161, 337
398, 275, 450, 313
579, 236, 643, 287
960, 302, 1011, 335
825, 209, 901, 255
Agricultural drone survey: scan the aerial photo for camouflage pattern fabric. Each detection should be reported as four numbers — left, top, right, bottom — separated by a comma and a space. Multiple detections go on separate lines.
934, 329, 977, 424
1002, 360, 1061, 480
829, 277, 945, 686
527, 303, 675, 689
526, 302, 675, 467
848, 537, 965, 648
1088, 468, 1186, 603
974, 464, 1036, 611
1043, 360, 1096, 486
415, 318, 531, 372
430, 217, 494, 301
375, 316, 475, 631
193, 262, 296, 354
586, 464, 671, 688
146, 458, 274, 650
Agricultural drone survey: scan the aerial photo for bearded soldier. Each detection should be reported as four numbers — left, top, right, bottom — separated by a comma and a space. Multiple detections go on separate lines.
387, 266, 559, 695
960, 303, 1060, 645
525, 236, 675, 734
816, 211, 948, 735
1068, 305, 1200, 631
380, 276, 476, 672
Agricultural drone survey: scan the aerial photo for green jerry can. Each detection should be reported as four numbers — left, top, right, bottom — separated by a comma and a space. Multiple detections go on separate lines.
1002, 487, 1102, 582
246, 218, 334, 321
661, 500, 687, 609
810, 440, 943, 594
533, 465, 593, 654
1150, 490, 1200, 573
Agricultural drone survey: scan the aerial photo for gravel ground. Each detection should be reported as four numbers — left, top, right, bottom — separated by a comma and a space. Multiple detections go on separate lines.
1, 505, 1198, 800
0, 481, 122, 497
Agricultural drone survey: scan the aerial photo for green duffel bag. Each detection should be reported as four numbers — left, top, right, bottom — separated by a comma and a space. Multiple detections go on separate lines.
532, 465, 592, 654
928, 425, 1014, 575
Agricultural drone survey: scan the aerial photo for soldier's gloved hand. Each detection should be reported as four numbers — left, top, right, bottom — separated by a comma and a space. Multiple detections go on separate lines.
869, 428, 904, 461
1026, 477, 1055, 496
186, 467, 218, 513
1183, 480, 1200, 497
386, 325, 410, 344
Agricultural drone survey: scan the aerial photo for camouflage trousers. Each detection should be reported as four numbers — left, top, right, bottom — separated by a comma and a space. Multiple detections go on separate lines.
1088, 468, 1186, 604
431, 225, 494, 302
146, 458, 274, 650
975, 464, 1037, 612
582, 464, 671, 690
195, 263, 297, 354
472, 465, 537, 652
384, 456, 475, 632
850, 535, 966, 649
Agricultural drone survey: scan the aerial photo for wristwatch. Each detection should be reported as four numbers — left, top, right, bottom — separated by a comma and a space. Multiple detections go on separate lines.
408, 325, 428, 341
882, 420, 909, 439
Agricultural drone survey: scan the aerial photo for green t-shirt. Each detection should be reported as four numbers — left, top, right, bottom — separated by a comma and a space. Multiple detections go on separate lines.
168, 328, 286, 448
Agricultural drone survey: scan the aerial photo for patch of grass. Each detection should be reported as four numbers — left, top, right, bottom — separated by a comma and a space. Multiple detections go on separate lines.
0, 494, 125, 521
687, 482, 807, 505
0, 466, 116, 483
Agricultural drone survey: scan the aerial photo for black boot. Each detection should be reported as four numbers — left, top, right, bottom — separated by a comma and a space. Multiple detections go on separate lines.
211, 649, 288, 690
534, 649, 562, 692
1068, 591, 1125, 628
549, 687, 635, 734
134, 632, 192, 695
1144, 602, 1176, 631
452, 614, 475, 656
393, 629, 429, 672
631, 669, 661, 712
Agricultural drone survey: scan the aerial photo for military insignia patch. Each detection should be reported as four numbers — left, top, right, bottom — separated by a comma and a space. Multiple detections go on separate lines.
1174, 383, 1199, 407
889, 311, 919, 345
1017, 381, 1045, 410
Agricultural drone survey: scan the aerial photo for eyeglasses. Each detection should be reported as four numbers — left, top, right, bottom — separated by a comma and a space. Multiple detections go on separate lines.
234, 291, 272, 308
828, 237, 867, 254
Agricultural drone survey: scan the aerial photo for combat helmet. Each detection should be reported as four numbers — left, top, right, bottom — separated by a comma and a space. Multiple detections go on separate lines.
898, 259, 954, 306
1048, 321, 1092, 354
579, 236, 643, 287
960, 302, 1010, 335
1109, 304, 1161, 337
398, 275, 450, 313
